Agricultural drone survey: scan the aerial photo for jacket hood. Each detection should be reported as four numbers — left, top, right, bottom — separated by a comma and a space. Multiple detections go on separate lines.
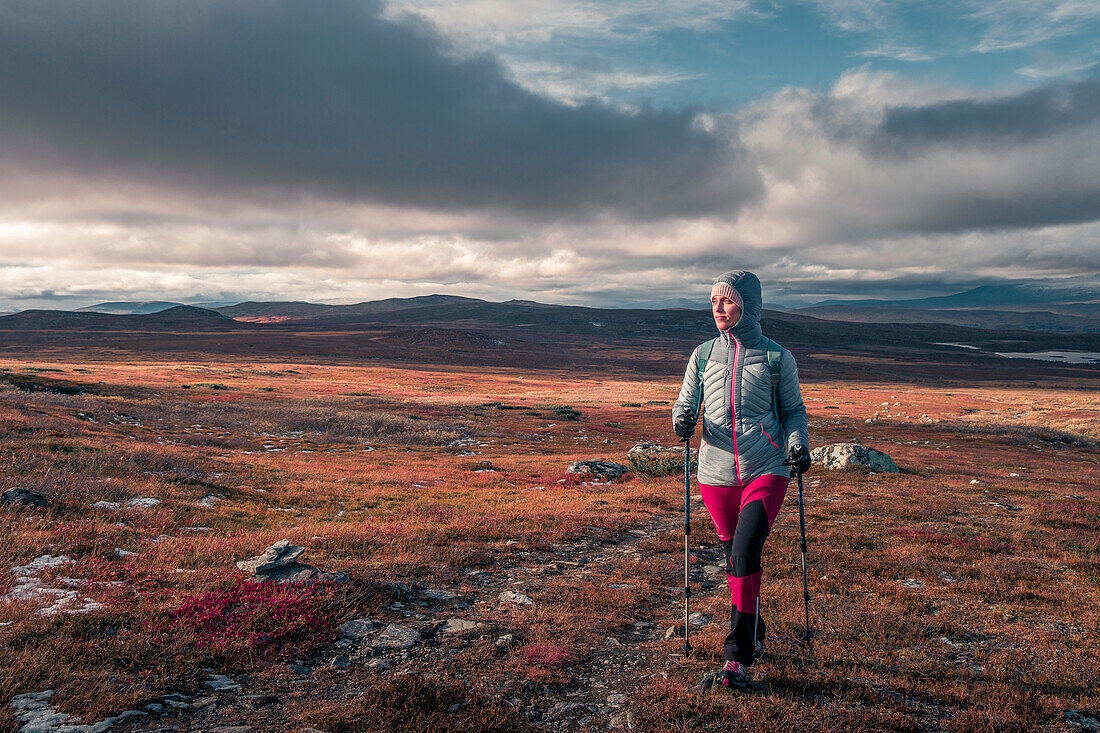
713, 270, 762, 344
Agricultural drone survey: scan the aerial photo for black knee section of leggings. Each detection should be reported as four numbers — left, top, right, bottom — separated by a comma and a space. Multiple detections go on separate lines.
724, 499, 770, 578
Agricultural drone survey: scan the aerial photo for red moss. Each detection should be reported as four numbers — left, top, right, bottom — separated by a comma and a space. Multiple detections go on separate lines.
170, 580, 336, 664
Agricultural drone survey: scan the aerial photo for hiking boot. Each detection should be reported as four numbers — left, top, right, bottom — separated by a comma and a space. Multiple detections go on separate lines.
696, 661, 753, 693
718, 660, 751, 690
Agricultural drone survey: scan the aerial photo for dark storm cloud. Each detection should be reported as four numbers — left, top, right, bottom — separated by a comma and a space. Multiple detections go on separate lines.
786, 72, 1100, 234
872, 72, 1100, 154
0, 0, 759, 219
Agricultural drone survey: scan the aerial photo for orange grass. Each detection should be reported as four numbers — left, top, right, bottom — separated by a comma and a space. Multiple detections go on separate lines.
0, 357, 1097, 731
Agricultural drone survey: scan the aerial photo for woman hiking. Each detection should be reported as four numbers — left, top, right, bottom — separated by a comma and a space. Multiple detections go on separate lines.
671, 270, 810, 691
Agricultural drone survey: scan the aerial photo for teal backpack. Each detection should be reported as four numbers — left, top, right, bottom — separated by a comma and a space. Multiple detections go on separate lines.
693, 337, 783, 421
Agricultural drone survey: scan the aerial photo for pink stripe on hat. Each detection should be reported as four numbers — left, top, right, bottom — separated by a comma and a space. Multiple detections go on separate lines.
711, 282, 743, 308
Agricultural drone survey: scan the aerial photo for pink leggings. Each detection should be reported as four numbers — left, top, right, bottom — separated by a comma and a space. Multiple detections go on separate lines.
699, 473, 789, 665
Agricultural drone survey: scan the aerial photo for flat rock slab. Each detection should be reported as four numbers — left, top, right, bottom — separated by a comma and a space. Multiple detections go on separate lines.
547, 702, 588, 719
338, 618, 376, 639
1063, 710, 1100, 731
205, 674, 241, 691
125, 497, 162, 509
12, 690, 148, 733
498, 590, 534, 606
370, 623, 421, 649
422, 588, 458, 601
440, 619, 480, 635
567, 460, 629, 479
2, 487, 47, 508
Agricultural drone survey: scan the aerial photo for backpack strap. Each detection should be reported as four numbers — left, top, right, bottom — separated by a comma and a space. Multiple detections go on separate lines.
693, 337, 717, 414
765, 338, 782, 422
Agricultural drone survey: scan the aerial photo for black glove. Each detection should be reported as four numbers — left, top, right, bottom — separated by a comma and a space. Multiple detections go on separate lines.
673, 411, 697, 440
785, 444, 811, 474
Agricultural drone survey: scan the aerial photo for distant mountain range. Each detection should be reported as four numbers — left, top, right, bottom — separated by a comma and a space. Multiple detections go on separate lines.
64, 283, 1100, 334
794, 284, 1099, 333
76, 300, 239, 315
805, 283, 1099, 309
3, 296, 1097, 377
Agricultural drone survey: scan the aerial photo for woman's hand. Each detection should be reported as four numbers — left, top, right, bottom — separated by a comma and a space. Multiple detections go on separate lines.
786, 444, 811, 474
674, 411, 697, 439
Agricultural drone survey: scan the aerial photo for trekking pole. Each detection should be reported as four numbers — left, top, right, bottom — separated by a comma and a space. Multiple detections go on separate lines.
682, 435, 692, 656
795, 468, 812, 647
785, 458, 813, 647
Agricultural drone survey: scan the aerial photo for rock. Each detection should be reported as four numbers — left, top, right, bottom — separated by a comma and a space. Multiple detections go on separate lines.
125, 497, 161, 509
236, 540, 345, 584
495, 634, 514, 647
11, 690, 148, 732
664, 626, 678, 640
235, 540, 305, 574
1, 487, 47, 508
810, 443, 899, 473
899, 578, 925, 589
1063, 710, 1100, 731
688, 612, 710, 627
566, 460, 629, 480
161, 693, 189, 709
367, 659, 391, 671
91, 501, 121, 510
330, 655, 350, 669
440, 619, 480, 635
547, 702, 587, 719
498, 590, 534, 606
338, 618, 376, 639
422, 588, 457, 601
607, 693, 628, 706
204, 674, 241, 691
625, 441, 695, 476
370, 623, 421, 649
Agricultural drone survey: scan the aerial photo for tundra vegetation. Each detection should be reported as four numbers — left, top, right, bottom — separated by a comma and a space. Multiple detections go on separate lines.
0, 356, 1097, 731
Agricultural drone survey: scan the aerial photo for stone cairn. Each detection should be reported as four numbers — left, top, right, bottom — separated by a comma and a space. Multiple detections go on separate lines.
236, 539, 348, 583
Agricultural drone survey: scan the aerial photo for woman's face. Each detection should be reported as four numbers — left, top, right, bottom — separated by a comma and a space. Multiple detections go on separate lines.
712, 295, 742, 330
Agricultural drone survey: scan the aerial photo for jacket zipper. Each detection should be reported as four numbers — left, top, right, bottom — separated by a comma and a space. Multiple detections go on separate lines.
729, 333, 742, 484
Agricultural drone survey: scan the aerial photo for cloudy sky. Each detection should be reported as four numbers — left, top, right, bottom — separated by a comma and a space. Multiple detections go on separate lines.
1, 0, 1098, 310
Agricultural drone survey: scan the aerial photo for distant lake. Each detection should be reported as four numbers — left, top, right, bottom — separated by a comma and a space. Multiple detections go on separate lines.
994, 350, 1100, 364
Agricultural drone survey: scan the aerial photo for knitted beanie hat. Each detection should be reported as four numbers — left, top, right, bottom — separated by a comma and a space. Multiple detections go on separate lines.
710, 281, 743, 309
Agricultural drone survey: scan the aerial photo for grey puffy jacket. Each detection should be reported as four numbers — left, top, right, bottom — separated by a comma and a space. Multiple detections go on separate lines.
672, 271, 809, 487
